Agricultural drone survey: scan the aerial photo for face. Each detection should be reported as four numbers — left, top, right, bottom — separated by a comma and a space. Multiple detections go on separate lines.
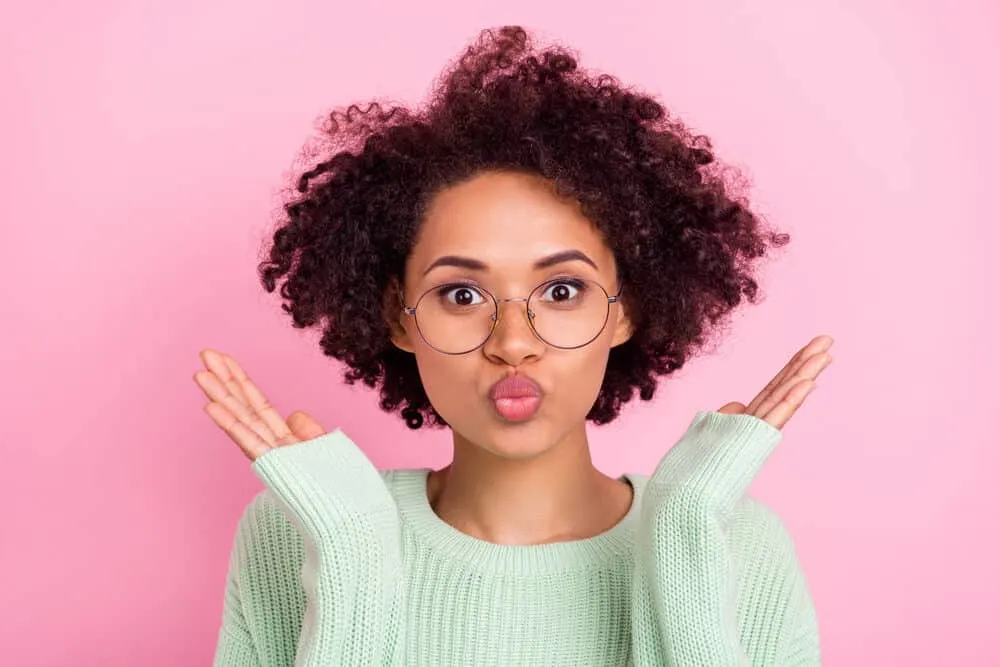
390, 170, 632, 460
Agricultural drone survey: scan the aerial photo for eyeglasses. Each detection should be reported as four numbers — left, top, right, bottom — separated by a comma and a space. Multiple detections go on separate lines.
401, 278, 622, 355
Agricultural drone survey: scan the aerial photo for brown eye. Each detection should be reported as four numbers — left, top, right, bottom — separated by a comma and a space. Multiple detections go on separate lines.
539, 280, 585, 302
440, 285, 486, 307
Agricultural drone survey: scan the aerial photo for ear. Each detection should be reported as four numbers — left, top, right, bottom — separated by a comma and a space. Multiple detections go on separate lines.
609, 295, 634, 348
383, 279, 416, 353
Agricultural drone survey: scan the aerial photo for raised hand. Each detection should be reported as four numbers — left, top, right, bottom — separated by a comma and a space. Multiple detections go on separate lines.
193, 349, 326, 461
717, 334, 834, 429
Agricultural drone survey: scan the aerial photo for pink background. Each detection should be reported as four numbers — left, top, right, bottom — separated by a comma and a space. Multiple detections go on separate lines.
2, 1, 997, 664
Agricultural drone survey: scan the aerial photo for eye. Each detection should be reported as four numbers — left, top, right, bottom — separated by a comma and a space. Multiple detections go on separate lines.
538, 279, 585, 302
439, 284, 486, 307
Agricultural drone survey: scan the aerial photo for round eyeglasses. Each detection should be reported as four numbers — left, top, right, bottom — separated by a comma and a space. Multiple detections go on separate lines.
401, 278, 622, 355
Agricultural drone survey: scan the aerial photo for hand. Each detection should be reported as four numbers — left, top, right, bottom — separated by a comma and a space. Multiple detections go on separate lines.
717, 334, 834, 429
193, 349, 326, 461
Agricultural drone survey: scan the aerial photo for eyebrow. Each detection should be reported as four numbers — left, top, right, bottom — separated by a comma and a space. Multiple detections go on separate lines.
422, 249, 600, 276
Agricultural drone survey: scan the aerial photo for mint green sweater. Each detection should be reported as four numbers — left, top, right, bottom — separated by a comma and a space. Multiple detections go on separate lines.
214, 410, 820, 666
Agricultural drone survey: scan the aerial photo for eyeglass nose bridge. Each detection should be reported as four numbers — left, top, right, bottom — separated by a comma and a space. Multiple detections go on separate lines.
490, 296, 536, 325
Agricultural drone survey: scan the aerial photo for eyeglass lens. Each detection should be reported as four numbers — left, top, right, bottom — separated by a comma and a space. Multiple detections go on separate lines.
412, 278, 612, 353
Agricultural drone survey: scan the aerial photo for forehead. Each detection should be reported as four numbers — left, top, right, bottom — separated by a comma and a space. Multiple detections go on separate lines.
413, 170, 613, 273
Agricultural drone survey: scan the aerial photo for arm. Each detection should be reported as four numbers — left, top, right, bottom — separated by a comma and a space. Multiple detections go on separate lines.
195, 350, 404, 664
247, 429, 404, 666
214, 520, 263, 667
214, 490, 303, 666
631, 410, 820, 666
762, 503, 821, 666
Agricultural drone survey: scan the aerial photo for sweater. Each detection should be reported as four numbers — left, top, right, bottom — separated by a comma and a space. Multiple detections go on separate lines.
213, 410, 820, 666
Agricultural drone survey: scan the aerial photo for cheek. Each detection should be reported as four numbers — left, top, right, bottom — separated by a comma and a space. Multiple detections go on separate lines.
556, 346, 612, 411
552, 315, 621, 413
412, 347, 478, 413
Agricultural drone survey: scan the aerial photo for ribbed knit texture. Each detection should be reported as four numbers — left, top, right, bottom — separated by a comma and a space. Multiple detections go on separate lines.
214, 410, 820, 666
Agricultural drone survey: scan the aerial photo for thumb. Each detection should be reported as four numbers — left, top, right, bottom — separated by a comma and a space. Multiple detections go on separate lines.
716, 401, 747, 415
286, 410, 327, 442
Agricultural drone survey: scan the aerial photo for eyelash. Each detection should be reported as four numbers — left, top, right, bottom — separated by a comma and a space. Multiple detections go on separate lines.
433, 274, 588, 296
434, 280, 478, 298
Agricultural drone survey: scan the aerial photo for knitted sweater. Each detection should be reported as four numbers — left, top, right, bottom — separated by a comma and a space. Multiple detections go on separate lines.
214, 410, 820, 666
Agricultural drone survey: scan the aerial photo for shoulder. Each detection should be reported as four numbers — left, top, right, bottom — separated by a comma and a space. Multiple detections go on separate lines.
378, 467, 418, 485
231, 489, 308, 583
224, 490, 308, 664
729, 497, 821, 660
626, 472, 808, 587
229, 464, 421, 581
725, 496, 817, 629
236, 488, 302, 537
236, 467, 422, 542
728, 495, 802, 563
377, 467, 430, 506
627, 470, 798, 553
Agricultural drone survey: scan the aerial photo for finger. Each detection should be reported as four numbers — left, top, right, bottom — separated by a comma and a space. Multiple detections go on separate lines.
745, 335, 833, 414
201, 350, 250, 409
744, 335, 831, 414
287, 411, 326, 441
194, 371, 278, 447
716, 401, 746, 414
221, 354, 297, 444
753, 351, 832, 419
198, 350, 288, 446
761, 378, 816, 430
204, 401, 273, 461
219, 352, 251, 406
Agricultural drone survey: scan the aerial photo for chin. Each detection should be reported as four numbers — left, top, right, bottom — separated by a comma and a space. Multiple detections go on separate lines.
482, 434, 554, 461
455, 414, 570, 461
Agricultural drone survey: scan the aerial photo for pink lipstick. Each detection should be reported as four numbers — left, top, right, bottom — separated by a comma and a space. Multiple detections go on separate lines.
488, 374, 543, 422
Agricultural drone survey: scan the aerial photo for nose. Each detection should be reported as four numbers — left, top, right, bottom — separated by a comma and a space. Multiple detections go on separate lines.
481, 298, 544, 366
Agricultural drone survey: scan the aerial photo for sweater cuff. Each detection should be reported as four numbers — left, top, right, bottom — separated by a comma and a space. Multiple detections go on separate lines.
250, 429, 398, 540
648, 410, 783, 513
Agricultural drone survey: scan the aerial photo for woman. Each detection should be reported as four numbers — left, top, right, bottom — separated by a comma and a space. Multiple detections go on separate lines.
195, 25, 832, 666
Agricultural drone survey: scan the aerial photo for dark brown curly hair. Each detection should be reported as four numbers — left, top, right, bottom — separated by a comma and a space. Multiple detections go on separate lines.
258, 25, 789, 430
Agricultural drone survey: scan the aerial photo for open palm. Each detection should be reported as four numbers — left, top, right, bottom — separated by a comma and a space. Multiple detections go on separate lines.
193, 349, 326, 461
717, 334, 834, 428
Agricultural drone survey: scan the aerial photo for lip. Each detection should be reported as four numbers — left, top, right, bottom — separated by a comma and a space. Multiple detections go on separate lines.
489, 374, 543, 400
488, 374, 543, 422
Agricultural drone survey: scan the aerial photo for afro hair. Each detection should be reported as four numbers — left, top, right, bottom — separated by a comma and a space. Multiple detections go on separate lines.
257, 25, 789, 429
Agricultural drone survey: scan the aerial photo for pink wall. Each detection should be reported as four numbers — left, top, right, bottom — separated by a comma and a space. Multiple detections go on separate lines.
3, 1, 997, 664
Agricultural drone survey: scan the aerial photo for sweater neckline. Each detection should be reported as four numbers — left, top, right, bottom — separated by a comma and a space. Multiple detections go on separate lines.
391, 469, 645, 576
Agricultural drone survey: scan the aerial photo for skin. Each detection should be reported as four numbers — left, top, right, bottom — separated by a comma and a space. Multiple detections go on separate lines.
387, 170, 636, 543
193, 170, 834, 547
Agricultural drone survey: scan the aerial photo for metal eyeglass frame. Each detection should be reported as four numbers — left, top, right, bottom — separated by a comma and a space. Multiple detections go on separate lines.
400, 278, 625, 355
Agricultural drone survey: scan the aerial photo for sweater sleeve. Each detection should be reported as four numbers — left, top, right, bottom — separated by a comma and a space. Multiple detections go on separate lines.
630, 410, 820, 666
245, 429, 405, 666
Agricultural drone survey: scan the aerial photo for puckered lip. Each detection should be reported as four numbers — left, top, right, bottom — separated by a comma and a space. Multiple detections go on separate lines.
488, 373, 543, 401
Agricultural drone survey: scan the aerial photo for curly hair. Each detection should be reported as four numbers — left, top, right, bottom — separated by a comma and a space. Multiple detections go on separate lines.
257, 25, 789, 430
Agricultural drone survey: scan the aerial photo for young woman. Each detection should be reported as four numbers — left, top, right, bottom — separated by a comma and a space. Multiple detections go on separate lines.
196, 26, 832, 666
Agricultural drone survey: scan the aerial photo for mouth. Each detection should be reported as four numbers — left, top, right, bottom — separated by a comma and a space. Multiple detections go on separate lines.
488, 374, 543, 423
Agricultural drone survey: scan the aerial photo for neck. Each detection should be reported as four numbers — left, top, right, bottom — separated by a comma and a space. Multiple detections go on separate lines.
427, 424, 633, 546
